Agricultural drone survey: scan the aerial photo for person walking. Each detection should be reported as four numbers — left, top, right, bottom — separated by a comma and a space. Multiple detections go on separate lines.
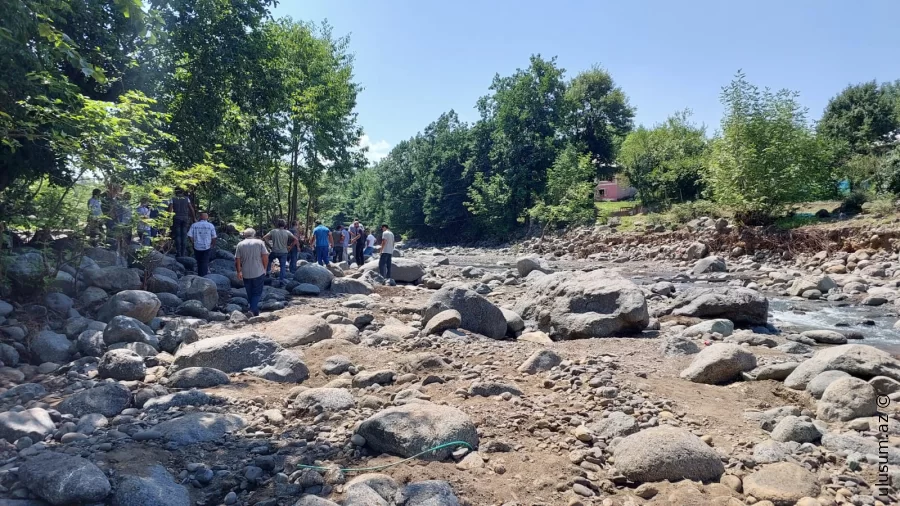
263, 219, 296, 280
311, 221, 332, 266
364, 229, 376, 259
235, 228, 268, 317
187, 211, 217, 277
348, 219, 365, 267
288, 220, 302, 274
169, 188, 195, 257
87, 189, 103, 245
331, 225, 344, 263
378, 224, 395, 280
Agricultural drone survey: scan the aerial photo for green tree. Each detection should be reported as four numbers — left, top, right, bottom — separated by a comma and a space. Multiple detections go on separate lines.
528, 144, 596, 231
617, 110, 707, 206
565, 66, 635, 171
819, 81, 896, 155
706, 72, 834, 222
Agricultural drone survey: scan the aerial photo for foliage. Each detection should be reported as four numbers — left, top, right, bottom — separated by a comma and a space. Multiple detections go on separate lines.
617, 110, 707, 207
665, 200, 725, 223
872, 147, 900, 194
842, 190, 869, 214
705, 72, 836, 222
774, 215, 820, 230
818, 81, 897, 155
565, 66, 635, 168
527, 144, 597, 228
864, 196, 896, 218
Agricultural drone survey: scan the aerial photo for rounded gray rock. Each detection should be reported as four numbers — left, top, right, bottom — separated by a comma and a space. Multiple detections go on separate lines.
168, 367, 229, 388
98, 349, 146, 381
612, 427, 725, 483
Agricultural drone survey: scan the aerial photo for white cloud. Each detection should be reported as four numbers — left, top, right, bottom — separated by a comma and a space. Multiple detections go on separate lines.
358, 134, 391, 163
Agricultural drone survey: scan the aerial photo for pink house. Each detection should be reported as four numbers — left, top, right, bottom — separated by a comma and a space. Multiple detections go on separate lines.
594, 175, 637, 201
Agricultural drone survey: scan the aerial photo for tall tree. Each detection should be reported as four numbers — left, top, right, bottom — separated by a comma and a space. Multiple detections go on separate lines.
565, 66, 635, 171
818, 81, 896, 154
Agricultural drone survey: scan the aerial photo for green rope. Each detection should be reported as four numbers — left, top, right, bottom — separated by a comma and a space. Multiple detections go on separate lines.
294, 441, 475, 473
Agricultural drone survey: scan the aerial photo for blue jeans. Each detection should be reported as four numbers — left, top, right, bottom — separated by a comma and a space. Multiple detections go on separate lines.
267, 252, 288, 280
288, 248, 299, 273
243, 275, 265, 316
379, 253, 392, 279
315, 245, 329, 265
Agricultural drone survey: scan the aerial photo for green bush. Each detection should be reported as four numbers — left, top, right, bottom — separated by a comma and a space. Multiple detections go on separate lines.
842, 190, 869, 214
774, 215, 819, 230
866, 196, 896, 217
666, 200, 724, 223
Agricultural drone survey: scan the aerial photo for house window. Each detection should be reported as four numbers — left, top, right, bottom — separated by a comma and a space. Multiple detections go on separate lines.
598, 188, 606, 197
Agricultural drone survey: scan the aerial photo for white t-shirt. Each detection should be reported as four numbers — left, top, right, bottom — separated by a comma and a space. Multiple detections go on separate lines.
380, 230, 395, 255
366, 234, 375, 248
187, 220, 217, 251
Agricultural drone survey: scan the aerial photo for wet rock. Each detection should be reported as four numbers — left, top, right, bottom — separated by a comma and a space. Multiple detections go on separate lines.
517, 349, 562, 374
356, 403, 478, 460
168, 367, 229, 388
97, 290, 161, 323
111, 464, 190, 506
0, 407, 54, 442
98, 349, 146, 380
58, 382, 131, 417
20, 452, 111, 505
817, 376, 877, 422
742, 462, 819, 506
680, 343, 757, 384
423, 286, 507, 339
514, 270, 649, 339
612, 427, 725, 482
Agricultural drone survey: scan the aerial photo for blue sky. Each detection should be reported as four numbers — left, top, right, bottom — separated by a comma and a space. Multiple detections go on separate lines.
275, 0, 900, 162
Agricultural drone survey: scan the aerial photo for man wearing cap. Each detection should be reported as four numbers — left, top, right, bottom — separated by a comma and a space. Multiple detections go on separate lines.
235, 228, 269, 316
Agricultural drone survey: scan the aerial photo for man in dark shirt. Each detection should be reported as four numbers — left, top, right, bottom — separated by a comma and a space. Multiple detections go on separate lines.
168, 188, 195, 257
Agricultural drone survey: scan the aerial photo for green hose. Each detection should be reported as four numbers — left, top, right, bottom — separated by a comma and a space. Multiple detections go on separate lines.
294, 441, 475, 473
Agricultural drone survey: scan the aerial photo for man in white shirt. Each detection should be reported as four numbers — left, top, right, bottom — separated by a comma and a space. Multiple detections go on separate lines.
378, 224, 395, 280
187, 211, 217, 277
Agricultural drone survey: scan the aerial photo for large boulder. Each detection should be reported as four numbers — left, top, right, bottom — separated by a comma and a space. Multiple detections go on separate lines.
742, 462, 820, 506
83, 266, 141, 292
171, 332, 293, 376
330, 277, 373, 295
784, 344, 900, 390
7, 250, 45, 295
0, 407, 55, 442
356, 403, 478, 460
663, 287, 768, 326
800, 329, 847, 345
806, 370, 852, 399
361, 257, 426, 283
816, 376, 878, 422
513, 270, 649, 339
293, 387, 355, 413
103, 315, 159, 349
293, 264, 335, 291
612, 427, 725, 483
98, 349, 146, 380
788, 276, 836, 297
685, 241, 709, 260
146, 274, 179, 294
30, 330, 73, 363
680, 343, 757, 384
111, 464, 190, 506
97, 290, 161, 323
57, 383, 131, 417
169, 367, 230, 389
692, 256, 726, 276
178, 275, 218, 310
516, 255, 552, 277
264, 314, 333, 347
44, 292, 74, 314
246, 349, 309, 382
423, 286, 507, 339
19, 452, 111, 505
